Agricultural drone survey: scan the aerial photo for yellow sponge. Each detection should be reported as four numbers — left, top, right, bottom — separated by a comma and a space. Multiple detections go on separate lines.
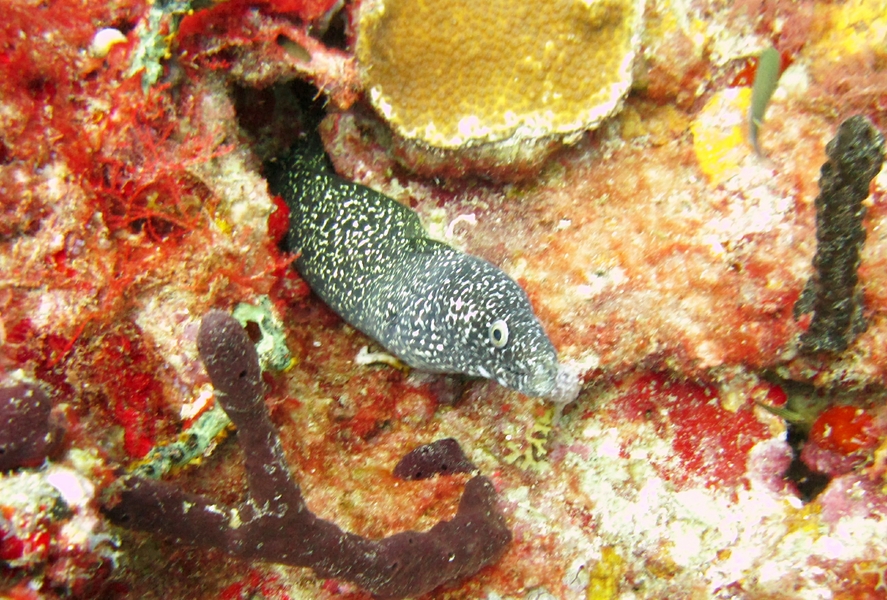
691, 87, 752, 185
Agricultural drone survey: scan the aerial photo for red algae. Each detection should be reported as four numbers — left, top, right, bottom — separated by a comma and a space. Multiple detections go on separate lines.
217, 570, 294, 600
810, 405, 878, 456
83, 325, 172, 458
602, 374, 771, 488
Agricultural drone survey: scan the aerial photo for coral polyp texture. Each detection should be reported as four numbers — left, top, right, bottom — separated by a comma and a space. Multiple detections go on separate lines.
355, 0, 643, 148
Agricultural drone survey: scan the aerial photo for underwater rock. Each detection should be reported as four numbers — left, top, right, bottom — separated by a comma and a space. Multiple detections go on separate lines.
104, 311, 511, 599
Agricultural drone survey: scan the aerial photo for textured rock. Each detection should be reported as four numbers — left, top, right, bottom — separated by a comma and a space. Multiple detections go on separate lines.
355, 0, 644, 177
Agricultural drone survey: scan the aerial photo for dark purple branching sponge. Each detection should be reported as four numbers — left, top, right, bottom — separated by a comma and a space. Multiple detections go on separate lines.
393, 437, 476, 480
0, 382, 62, 471
794, 115, 886, 354
102, 310, 511, 599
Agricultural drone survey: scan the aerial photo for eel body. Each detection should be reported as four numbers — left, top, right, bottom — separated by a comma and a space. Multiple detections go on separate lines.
272, 128, 560, 397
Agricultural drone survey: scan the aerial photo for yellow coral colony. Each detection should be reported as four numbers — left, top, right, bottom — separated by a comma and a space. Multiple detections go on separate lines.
356, 0, 645, 149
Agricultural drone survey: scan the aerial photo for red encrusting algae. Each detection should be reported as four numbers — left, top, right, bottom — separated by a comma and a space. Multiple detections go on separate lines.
603, 374, 771, 488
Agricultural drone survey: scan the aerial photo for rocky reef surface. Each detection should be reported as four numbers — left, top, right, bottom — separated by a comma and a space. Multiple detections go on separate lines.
2, 0, 887, 598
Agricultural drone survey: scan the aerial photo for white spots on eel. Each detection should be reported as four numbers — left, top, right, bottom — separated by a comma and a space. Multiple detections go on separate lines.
272, 128, 561, 397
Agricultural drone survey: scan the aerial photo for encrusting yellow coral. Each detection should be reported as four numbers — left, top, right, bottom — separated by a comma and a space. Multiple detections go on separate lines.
356, 0, 644, 149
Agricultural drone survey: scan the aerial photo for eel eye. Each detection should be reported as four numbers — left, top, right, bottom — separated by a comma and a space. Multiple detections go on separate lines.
488, 319, 509, 348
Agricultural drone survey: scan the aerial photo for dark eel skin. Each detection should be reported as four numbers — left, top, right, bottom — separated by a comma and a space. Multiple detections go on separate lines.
271, 124, 561, 397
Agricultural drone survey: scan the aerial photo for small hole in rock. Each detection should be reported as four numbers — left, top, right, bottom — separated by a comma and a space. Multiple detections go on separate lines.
244, 320, 262, 343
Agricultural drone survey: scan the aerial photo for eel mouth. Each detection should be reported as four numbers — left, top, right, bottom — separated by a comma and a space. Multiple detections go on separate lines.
504, 358, 584, 402
496, 360, 559, 398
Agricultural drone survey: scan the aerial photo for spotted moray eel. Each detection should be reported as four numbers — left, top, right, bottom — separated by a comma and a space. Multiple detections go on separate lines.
271, 125, 561, 397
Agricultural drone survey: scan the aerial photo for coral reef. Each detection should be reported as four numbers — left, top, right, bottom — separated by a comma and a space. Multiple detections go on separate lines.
794, 115, 886, 353
131, 0, 347, 93
232, 296, 294, 371
1, 460, 117, 597
354, 0, 644, 178
356, 0, 643, 147
128, 403, 231, 479
104, 311, 511, 599
3, 0, 887, 597
799, 404, 881, 477
503, 404, 554, 470
176, 2, 359, 109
